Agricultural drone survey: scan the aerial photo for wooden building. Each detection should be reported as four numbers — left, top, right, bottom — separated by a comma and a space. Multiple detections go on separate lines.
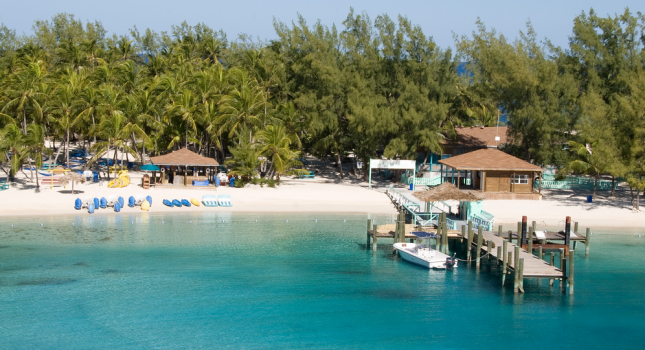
150, 148, 219, 186
442, 126, 508, 156
438, 148, 544, 200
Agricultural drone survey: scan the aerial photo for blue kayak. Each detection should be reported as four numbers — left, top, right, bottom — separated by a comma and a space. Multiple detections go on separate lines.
93, 198, 99, 209
114, 202, 121, 212
74, 198, 82, 210
118, 196, 124, 208
128, 196, 136, 207
88, 203, 95, 214
100, 197, 107, 209
163, 199, 174, 207
172, 199, 181, 207
181, 199, 191, 207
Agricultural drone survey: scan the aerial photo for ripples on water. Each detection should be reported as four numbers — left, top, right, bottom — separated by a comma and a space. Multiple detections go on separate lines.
0, 213, 644, 349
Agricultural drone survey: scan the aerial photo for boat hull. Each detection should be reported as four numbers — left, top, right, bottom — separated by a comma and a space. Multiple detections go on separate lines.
393, 243, 457, 270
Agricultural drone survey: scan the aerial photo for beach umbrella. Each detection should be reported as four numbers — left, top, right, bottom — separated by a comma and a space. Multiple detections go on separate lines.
59, 172, 86, 195
141, 164, 160, 171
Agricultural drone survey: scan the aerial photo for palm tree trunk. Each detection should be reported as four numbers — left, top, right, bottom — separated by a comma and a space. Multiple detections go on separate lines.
336, 152, 344, 179
22, 109, 27, 135
66, 129, 70, 169
610, 175, 616, 197
91, 113, 97, 143
113, 145, 119, 179
593, 174, 598, 199
185, 124, 188, 149
34, 163, 39, 189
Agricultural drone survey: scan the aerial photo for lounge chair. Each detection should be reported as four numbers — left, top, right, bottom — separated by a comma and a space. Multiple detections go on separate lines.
297, 171, 315, 179
217, 195, 232, 207
202, 195, 218, 207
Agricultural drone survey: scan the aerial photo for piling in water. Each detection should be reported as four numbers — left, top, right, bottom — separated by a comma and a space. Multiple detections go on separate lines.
516, 222, 522, 246
466, 220, 473, 261
569, 249, 575, 295
585, 227, 591, 256
518, 258, 525, 293
476, 226, 484, 267
372, 224, 378, 251
561, 255, 568, 294
549, 252, 555, 287
513, 246, 520, 293
521, 216, 528, 246
498, 225, 503, 237
528, 226, 533, 253
367, 219, 372, 247
538, 246, 543, 260
565, 216, 571, 247
497, 246, 502, 266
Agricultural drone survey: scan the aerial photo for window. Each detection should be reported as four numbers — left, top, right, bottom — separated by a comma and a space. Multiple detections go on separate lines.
512, 174, 529, 184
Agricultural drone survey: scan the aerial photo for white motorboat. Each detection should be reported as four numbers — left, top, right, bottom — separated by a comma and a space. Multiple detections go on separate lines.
393, 232, 457, 270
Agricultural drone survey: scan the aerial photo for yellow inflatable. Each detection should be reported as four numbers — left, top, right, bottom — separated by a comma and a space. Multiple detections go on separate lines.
141, 200, 150, 211
191, 198, 200, 207
107, 175, 131, 188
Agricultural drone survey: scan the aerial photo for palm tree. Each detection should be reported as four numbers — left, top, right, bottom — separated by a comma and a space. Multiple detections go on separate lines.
48, 85, 76, 169
565, 141, 607, 199
218, 83, 264, 140
90, 111, 147, 179
74, 86, 101, 143
256, 125, 306, 182
166, 89, 199, 149
2, 62, 45, 134
23, 123, 48, 188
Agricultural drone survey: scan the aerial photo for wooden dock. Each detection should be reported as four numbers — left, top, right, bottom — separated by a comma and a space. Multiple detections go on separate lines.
366, 213, 590, 294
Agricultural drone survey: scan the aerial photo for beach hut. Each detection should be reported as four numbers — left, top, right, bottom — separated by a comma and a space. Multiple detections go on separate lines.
149, 148, 219, 186
438, 148, 545, 200
412, 182, 485, 221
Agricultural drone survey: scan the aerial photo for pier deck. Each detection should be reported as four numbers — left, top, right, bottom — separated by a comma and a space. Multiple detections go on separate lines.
478, 230, 563, 278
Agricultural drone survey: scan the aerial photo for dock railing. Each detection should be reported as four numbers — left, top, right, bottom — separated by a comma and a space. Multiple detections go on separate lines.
386, 186, 456, 228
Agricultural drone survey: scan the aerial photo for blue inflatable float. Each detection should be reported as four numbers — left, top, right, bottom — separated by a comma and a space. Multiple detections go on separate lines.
146, 195, 152, 206
88, 203, 95, 214
118, 196, 124, 208
163, 199, 173, 207
128, 196, 135, 207
114, 202, 121, 212
93, 198, 99, 209
100, 197, 107, 209
74, 198, 82, 210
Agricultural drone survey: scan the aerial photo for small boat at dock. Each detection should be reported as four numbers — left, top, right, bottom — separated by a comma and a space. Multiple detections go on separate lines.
393, 232, 457, 270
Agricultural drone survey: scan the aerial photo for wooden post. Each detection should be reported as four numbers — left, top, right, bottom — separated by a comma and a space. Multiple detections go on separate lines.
565, 216, 572, 247
461, 225, 466, 244
513, 246, 520, 293
367, 219, 372, 248
476, 226, 483, 267
549, 252, 555, 286
442, 218, 448, 254
466, 221, 473, 261
521, 216, 528, 247
528, 226, 533, 253
437, 214, 442, 253
538, 246, 543, 260
569, 249, 575, 295
561, 255, 568, 294
498, 225, 503, 237
372, 224, 378, 251
585, 228, 591, 256
497, 246, 502, 266
574, 222, 579, 235
532, 221, 536, 234
487, 240, 493, 261
516, 222, 522, 246
502, 241, 508, 286
518, 258, 525, 293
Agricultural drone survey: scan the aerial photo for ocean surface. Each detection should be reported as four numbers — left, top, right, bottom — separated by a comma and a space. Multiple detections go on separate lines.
0, 212, 644, 349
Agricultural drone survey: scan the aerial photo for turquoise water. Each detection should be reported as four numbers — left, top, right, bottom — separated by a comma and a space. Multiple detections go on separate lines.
1, 212, 644, 349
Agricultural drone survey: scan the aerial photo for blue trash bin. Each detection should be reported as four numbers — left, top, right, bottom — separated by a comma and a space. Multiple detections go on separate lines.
587, 195, 593, 203
229, 177, 235, 187
409, 183, 414, 191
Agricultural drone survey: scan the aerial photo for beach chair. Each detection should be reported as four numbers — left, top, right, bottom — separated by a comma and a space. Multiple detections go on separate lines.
0, 179, 9, 191
297, 170, 315, 179
217, 195, 232, 207
202, 194, 218, 207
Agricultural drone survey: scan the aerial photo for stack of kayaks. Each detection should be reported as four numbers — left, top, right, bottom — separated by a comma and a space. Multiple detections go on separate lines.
78, 195, 149, 213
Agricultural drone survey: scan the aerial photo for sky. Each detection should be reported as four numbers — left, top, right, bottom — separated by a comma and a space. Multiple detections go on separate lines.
1, 0, 643, 49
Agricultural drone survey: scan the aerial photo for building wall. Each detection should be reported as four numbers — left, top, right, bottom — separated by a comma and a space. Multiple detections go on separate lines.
484, 171, 534, 193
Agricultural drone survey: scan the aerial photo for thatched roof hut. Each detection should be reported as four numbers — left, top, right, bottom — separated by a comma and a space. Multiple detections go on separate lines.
412, 182, 484, 202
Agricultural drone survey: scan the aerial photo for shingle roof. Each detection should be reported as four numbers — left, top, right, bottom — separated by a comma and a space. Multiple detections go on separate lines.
150, 148, 219, 166
438, 148, 544, 172
443, 126, 508, 148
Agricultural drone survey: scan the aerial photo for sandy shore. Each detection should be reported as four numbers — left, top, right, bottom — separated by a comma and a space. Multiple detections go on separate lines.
3, 170, 645, 229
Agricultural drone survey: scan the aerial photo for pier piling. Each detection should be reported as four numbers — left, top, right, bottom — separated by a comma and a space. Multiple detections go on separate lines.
498, 225, 502, 237
487, 240, 492, 261
528, 226, 533, 253
476, 226, 483, 267
466, 221, 473, 261
372, 224, 378, 251
569, 249, 575, 295
549, 252, 555, 286
521, 216, 528, 246
517, 222, 522, 245
497, 246, 502, 266
585, 228, 591, 256
538, 246, 543, 260
518, 258, 525, 293
561, 255, 568, 294
565, 216, 571, 247
366, 219, 372, 247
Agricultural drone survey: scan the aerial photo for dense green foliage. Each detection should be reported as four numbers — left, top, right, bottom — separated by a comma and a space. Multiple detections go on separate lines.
1, 9, 644, 197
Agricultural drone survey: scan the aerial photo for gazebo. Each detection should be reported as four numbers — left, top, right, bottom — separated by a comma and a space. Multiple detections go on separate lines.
150, 148, 219, 186
412, 182, 485, 221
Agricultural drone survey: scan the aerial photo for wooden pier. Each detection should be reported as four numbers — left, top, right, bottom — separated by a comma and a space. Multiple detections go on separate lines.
367, 212, 590, 294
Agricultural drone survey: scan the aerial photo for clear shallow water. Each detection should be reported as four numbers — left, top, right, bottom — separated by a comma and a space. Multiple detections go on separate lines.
0, 213, 644, 349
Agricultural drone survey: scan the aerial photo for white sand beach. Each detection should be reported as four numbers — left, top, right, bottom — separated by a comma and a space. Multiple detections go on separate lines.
2, 170, 645, 229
